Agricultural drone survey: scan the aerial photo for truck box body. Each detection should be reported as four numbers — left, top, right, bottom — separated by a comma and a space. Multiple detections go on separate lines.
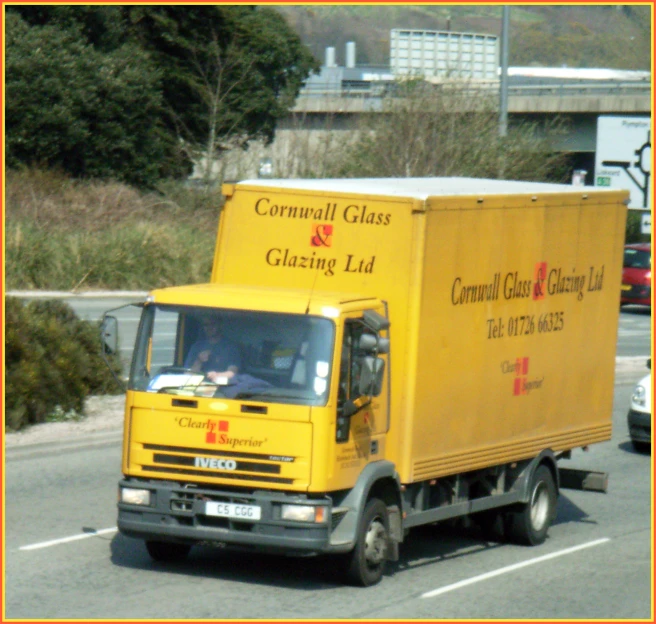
214, 178, 627, 484
115, 177, 628, 584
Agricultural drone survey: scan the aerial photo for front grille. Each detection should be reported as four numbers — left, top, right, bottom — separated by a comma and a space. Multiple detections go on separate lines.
142, 443, 297, 485
171, 490, 195, 512
145, 463, 294, 485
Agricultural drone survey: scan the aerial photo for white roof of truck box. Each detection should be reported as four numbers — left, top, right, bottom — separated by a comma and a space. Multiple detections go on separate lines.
235, 177, 623, 200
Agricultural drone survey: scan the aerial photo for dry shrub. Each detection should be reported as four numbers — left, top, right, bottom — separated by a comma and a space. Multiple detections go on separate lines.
329, 79, 570, 182
4, 168, 217, 233
5, 167, 220, 290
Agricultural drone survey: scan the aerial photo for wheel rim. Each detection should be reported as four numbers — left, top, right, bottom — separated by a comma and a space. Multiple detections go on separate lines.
530, 481, 550, 531
364, 517, 387, 566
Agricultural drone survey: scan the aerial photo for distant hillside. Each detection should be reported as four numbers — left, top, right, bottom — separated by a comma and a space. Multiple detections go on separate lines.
275, 5, 651, 70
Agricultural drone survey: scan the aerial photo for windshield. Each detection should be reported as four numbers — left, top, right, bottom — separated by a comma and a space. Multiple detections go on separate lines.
624, 248, 651, 269
129, 304, 335, 405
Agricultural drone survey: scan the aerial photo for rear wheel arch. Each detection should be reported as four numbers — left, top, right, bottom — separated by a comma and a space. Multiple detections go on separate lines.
518, 450, 560, 501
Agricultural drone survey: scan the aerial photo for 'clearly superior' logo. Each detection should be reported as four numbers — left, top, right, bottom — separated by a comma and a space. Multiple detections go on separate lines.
513, 357, 530, 395
501, 357, 545, 396
174, 417, 267, 449
206, 419, 229, 444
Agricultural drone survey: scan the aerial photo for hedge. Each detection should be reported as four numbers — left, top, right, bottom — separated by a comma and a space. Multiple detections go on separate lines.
5, 296, 123, 431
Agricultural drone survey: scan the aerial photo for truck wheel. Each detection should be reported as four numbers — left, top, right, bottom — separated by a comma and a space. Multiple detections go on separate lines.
506, 465, 557, 546
344, 498, 389, 586
145, 540, 191, 563
631, 440, 651, 453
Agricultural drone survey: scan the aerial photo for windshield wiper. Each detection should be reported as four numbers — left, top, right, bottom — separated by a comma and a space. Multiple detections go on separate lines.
231, 390, 278, 400
231, 390, 313, 401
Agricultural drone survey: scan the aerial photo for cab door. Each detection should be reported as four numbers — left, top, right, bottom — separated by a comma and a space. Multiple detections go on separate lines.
333, 309, 390, 482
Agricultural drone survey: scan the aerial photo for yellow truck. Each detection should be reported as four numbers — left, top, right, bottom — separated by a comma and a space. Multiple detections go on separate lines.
106, 177, 628, 586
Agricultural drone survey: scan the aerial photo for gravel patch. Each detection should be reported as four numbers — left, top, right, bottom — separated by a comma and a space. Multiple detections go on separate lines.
4, 395, 125, 448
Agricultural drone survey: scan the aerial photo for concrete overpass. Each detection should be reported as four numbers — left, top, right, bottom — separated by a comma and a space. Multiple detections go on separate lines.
208, 71, 649, 192
287, 80, 651, 154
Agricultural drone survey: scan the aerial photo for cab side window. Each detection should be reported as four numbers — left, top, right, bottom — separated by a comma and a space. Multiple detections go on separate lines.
339, 320, 375, 403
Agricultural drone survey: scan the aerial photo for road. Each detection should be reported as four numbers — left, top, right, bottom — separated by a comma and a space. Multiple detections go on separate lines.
3, 301, 652, 619
617, 305, 652, 357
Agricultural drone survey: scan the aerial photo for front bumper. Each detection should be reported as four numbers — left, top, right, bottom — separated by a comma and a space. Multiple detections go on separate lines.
621, 284, 651, 306
627, 409, 651, 443
117, 479, 347, 556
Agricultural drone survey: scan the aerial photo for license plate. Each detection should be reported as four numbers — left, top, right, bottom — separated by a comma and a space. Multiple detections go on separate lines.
622, 284, 632, 291
205, 501, 261, 521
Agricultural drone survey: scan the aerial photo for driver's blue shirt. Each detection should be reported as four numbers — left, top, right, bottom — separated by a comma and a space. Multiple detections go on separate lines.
184, 338, 242, 373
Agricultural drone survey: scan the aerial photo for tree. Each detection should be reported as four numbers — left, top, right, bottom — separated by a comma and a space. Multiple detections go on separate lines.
5, 12, 182, 186
9, 5, 128, 52
6, 6, 318, 185
328, 79, 570, 182
122, 6, 319, 180
177, 36, 260, 182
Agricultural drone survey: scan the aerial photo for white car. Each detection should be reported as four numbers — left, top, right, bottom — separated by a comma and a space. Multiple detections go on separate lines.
628, 360, 651, 453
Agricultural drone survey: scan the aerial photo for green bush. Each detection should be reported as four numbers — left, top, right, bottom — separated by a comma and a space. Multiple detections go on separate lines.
5, 297, 123, 431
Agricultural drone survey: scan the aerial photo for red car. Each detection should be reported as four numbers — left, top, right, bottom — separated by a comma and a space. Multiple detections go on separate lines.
621, 243, 651, 307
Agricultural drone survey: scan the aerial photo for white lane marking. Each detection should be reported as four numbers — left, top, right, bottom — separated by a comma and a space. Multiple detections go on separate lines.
421, 538, 611, 599
19, 527, 118, 551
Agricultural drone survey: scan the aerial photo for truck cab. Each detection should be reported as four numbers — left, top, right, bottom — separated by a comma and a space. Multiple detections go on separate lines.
117, 283, 395, 582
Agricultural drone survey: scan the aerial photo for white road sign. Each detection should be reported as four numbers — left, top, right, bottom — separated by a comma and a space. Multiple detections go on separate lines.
641, 212, 651, 235
594, 116, 651, 210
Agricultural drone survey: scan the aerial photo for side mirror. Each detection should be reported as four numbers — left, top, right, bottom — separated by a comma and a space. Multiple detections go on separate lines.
359, 334, 378, 352
359, 356, 385, 397
648, 358, 651, 370
341, 400, 360, 418
358, 333, 390, 355
363, 309, 390, 332
101, 315, 119, 354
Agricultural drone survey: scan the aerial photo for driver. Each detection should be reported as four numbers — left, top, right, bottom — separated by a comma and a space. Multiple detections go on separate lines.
184, 315, 242, 383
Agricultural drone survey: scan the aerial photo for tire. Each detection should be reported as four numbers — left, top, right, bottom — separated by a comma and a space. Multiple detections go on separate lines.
506, 465, 557, 546
343, 498, 389, 586
145, 540, 191, 563
632, 440, 651, 453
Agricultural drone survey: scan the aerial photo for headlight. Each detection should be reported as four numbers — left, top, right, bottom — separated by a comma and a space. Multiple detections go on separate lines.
120, 487, 152, 506
281, 504, 327, 523
632, 385, 647, 407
